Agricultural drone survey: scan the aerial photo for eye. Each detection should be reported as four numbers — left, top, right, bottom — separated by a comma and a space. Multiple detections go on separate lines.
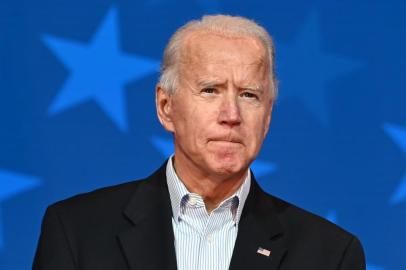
241, 92, 258, 99
201, 88, 217, 94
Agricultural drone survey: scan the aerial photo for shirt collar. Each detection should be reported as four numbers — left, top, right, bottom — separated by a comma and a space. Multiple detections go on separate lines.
166, 155, 251, 225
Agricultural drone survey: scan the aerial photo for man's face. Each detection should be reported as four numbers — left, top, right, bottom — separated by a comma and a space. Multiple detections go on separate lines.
157, 31, 273, 179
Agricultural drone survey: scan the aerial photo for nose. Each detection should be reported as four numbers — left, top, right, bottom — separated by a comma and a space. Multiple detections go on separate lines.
218, 93, 241, 127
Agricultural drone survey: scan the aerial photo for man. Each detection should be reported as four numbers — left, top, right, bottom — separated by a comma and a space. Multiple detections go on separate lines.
33, 15, 365, 270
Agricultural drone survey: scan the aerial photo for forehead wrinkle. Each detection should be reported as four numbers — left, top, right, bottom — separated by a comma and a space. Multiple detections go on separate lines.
181, 61, 268, 92
180, 30, 267, 64
233, 62, 267, 87
197, 77, 227, 87
178, 30, 270, 91
188, 60, 266, 82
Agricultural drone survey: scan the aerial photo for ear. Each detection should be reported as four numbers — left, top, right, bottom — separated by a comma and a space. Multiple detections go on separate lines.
156, 85, 175, 132
263, 100, 274, 137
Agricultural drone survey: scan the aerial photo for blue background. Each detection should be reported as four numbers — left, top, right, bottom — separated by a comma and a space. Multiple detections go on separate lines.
1, 0, 405, 269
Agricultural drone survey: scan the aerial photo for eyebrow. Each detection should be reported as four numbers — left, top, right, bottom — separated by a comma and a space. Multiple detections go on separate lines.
240, 85, 264, 93
196, 78, 265, 93
197, 78, 226, 88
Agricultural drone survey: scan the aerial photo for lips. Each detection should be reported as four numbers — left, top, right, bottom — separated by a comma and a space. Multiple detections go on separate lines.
208, 136, 243, 144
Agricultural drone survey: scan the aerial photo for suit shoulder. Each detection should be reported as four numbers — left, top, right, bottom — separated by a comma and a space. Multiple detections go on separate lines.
258, 191, 366, 268
266, 193, 356, 243
48, 178, 147, 216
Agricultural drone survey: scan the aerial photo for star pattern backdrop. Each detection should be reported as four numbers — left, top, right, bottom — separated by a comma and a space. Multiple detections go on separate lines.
0, 0, 405, 269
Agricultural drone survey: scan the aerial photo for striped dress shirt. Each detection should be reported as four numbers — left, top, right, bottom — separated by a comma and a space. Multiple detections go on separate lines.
166, 156, 251, 270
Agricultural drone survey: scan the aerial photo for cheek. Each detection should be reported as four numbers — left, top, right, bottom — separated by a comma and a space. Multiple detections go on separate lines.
243, 111, 268, 142
173, 105, 208, 142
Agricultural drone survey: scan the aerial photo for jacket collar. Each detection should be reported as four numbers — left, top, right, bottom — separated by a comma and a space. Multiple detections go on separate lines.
228, 177, 288, 270
117, 161, 178, 270
117, 161, 288, 270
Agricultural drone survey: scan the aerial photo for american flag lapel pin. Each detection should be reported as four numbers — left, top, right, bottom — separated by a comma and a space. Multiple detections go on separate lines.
257, 247, 271, 257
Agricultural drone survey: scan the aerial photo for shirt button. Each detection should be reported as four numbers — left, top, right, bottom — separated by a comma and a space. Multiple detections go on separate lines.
207, 234, 213, 243
189, 197, 197, 206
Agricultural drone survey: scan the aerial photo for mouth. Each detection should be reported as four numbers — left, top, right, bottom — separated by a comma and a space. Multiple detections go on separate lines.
211, 140, 240, 144
208, 138, 243, 145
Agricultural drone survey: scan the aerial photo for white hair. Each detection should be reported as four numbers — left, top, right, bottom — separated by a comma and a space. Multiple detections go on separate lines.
158, 14, 278, 99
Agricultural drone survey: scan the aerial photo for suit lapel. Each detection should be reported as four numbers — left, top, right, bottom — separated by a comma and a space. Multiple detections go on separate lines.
117, 163, 178, 270
229, 176, 288, 270
116, 165, 288, 270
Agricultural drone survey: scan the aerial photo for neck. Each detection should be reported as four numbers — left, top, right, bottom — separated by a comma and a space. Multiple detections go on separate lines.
172, 155, 247, 212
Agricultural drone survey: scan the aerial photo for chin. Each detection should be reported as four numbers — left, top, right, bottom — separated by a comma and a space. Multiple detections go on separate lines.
209, 155, 247, 176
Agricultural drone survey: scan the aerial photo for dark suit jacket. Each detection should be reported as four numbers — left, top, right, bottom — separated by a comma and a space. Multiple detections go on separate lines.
33, 162, 365, 270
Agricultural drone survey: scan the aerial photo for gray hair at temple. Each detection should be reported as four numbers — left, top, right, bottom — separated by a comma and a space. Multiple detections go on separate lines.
158, 14, 278, 99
